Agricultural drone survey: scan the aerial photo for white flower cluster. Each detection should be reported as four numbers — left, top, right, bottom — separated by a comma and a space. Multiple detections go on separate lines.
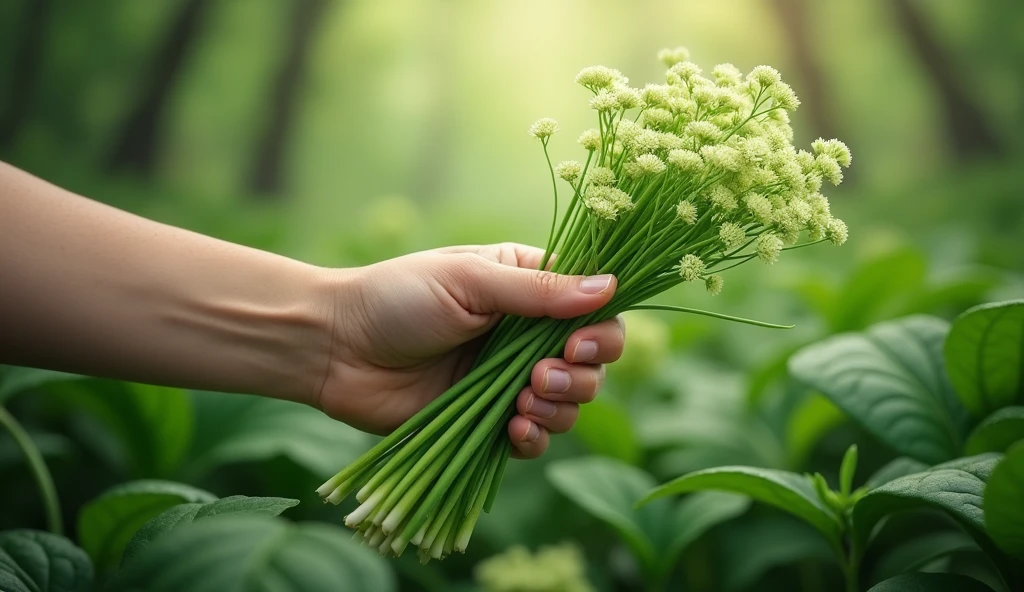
527, 49, 850, 295
475, 543, 594, 592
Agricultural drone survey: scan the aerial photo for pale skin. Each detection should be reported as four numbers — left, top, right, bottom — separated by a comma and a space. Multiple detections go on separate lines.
0, 162, 624, 459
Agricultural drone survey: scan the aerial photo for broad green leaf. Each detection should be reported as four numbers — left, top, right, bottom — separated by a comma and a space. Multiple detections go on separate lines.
790, 316, 969, 465
853, 454, 1016, 585
867, 572, 994, 591
187, 391, 372, 478
0, 366, 82, 403
546, 457, 658, 568
984, 444, 1024, 557
0, 530, 93, 592
77, 480, 216, 575
639, 465, 842, 545
110, 515, 395, 592
572, 398, 641, 464
872, 531, 977, 583
865, 458, 929, 490
52, 381, 193, 477
546, 457, 746, 578
945, 300, 1024, 416
716, 516, 833, 592
122, 495, 299, 563
966, 407, 1024, 455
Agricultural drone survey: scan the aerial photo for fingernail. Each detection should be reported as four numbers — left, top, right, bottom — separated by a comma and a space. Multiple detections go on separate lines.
521, 421, 540, 442
579, 274, 614, 294
543, 368, 571, 393
527, 394, 557, 419
573, 339, 599, 362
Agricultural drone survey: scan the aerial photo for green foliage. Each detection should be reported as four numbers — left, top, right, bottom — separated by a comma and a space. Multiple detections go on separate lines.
187, 390, 371, 478
569, 398, 641, 464
966, 407, 1024, 454
789, 316, 968, 464
0, 366, 82, 403
77, 480, 216, 575
0, 530, 93, 592
984, 443, 1024, 558
109, 515, 396, 592
122, 495, 299, 563
546, 456, 749, 583
945, 300, 1024, 416
867, 572, 995, 591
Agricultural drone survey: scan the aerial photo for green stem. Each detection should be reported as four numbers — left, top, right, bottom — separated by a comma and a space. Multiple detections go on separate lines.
627, 304, 794, 329
0, 406, 63, 534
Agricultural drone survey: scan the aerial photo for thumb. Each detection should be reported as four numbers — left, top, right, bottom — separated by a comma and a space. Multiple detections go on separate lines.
465, 260, 616, 318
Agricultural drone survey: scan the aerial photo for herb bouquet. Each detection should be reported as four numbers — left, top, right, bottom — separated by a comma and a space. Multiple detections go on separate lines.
318, 47, 852, 562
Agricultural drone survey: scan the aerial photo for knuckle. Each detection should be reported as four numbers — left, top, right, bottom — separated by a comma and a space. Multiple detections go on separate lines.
532, 271, 564, 300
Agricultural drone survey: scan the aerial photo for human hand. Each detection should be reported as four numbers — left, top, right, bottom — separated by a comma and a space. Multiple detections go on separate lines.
315, 243, 625, 459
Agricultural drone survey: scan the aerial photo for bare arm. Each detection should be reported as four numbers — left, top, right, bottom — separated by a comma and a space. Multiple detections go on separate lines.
0, 161, 331, 403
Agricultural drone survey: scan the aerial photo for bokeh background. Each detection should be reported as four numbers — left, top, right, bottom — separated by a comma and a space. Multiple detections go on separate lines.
1, 1, 1022, 591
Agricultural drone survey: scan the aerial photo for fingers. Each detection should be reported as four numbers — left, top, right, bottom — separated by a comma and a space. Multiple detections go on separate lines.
530, 358, 605, 403
436, 242, 553, 271
516, 387, 580, 433
564, 316, 625, 364
461, 259, 616, 318
508, 414, 549, 459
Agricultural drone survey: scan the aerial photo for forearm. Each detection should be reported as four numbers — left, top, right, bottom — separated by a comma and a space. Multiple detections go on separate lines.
0, 162, 335, 404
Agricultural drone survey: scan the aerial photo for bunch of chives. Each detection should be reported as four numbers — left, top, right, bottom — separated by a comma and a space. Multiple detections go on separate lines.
318, 47, 851, 562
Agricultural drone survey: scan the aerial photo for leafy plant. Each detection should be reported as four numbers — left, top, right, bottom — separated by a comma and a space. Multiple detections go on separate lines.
0, 530, 93, 592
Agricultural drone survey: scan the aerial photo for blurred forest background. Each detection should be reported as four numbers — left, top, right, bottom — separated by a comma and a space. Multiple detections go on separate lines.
1, 1, 1023, 591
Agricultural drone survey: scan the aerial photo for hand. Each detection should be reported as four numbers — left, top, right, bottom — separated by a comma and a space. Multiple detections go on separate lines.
316, 243, 625, 459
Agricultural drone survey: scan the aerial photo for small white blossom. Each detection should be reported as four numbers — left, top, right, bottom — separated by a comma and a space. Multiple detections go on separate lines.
555, 160, 582, 183
685, 121, 721, 145
757, 232, 784, 264
590, 90, 619, 112
826, 217, 848, 245
676, 200, 698, 224
748, 65, 781, 90
614, 85, 642, 109
667, 149, 703, 173
641, 83, 671, 107
643, 108, 674, 130
709, 185, 738, 211
718, 222, 746, 249
630, 129, 662, 154
669, 61, 702, 84
771, 82, 800, 111
578, 129, 602, 151
743, 193, 774, 225
815, 154, 843, 185
701, 145, 742, 172
712, 63, 743, 87
588, 166, 617, 186
528, 118, 559, 139
635, 153, 667, 175
575, 65, 624, 91
658, 46, 691, 67
812, 138, 852, 167
679, 254, 706, 281
705, 274, 724, 295
658, 132, 685, 150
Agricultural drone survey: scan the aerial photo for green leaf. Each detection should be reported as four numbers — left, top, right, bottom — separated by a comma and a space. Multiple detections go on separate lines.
545, 457, 747, 578
872, 531, 978, 584
187, 391, 372, 478
122, 495, 299, 563
785, 392, 847, 467
789, 316, 969, 465
77, 480, 216, 575
639, 465, 843, 546
0, 366, 82, 403
984, 443, 1024, 557
716, 516, 833, 592
840, 444, 859, 496
867, 572, 994, 591
0, 530, 93, 592
865, 458, 929, 490
945, 300, 1024, 416
966, 407, 1024, 455
110, 515, 395, 592
853, 454, 1017, 585
571, 398, 641, 464
53, 381, 193, 477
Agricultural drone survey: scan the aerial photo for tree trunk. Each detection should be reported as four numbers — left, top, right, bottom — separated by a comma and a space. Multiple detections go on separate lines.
0, 0, 50, 151
105, 0, 210, 175
769, 0, 838, 141
246, 0, 328, 197
891, 0, 1005, 162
